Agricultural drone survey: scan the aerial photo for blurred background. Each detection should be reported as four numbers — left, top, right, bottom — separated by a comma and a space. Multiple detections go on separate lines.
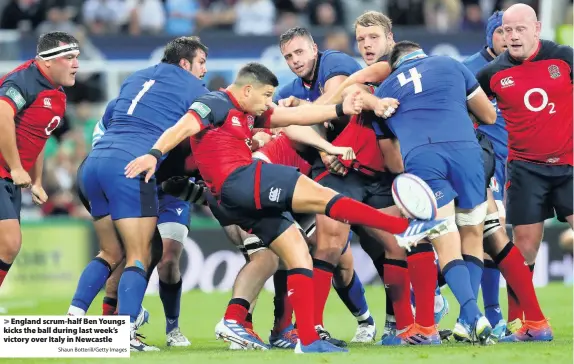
0, 0, 571, 303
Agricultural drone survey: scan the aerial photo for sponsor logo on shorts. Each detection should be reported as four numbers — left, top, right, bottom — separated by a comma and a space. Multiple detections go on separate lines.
500, 77, 515, 88
176, 208, 183, 216
190, 102, 211, 118
269, 187, 281, 202
434, 191, 444, 201
548, 65, 561, 79
6, 87, 26, 111
546, 157, 560, 164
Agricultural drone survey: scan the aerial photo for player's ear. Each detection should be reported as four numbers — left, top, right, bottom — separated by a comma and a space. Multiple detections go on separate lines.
244, 84, 252, 98
534, 21, 541, 36
312, 42, 318, 56
178, 58, 190, 71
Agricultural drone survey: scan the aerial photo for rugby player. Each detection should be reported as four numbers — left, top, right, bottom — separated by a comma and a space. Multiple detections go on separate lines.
0, 31, 79, 290
368, 41, 497, 345
67, 36, 209, 352
125, 62, 428, 353
476, 3, 570, 342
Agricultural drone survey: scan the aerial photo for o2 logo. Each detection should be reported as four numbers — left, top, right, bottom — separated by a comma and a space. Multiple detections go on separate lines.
45, 116, 61, 136
524, 88, 556, 115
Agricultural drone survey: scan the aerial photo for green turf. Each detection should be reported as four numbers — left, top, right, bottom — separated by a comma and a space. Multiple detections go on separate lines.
2, 283, 572, 363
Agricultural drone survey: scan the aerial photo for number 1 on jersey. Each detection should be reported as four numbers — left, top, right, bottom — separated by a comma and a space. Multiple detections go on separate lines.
398, 67, 423, 94
127, 79, 155, 115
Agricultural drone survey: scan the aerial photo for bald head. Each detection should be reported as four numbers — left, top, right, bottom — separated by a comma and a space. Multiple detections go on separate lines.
501, 3, 541, 61
503, 3, 538, 23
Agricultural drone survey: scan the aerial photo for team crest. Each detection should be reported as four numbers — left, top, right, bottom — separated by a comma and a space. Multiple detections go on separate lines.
247, 115, 254, 129
548, 65, 561, 79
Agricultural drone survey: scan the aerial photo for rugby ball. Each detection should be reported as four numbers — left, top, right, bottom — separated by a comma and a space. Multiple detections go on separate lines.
391, 173, 437, 220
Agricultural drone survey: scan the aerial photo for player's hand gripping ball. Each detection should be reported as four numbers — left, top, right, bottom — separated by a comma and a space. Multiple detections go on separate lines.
391, 173, 438, 220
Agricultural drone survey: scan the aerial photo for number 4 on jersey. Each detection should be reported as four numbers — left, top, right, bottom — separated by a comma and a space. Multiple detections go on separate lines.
127, 80, 155, 115
398, 67, 423, 94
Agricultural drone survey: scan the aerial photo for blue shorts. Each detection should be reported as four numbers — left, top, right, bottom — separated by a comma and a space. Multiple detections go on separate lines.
157, 190, 191, 226
78, 153, 158, 220
208, 160, 302, 246
405, 142, 486, 209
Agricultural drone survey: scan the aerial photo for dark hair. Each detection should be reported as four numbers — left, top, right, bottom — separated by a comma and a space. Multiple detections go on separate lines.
161, 36, 208, 65
389, 40, 421, 69
37, 31, 79, 54
235, 62, 279, 87
279, 27, 314, 48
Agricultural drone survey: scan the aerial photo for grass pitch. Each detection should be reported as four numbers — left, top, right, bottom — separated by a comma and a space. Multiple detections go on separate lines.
2, 283, 572, 363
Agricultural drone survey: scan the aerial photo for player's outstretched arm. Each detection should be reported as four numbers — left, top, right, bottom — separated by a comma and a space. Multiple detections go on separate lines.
283, 125, 356, 160
467, 87, 496, 125
325, 62, 392, 105
269, 91, 363, 127
0, 100, 30, 187
124, 112, 203, 182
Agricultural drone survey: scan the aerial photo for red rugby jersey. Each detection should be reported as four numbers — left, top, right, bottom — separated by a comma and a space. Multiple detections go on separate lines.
0, 60, 67, 178
476, 40, 573, 165
188, 90, 273, 197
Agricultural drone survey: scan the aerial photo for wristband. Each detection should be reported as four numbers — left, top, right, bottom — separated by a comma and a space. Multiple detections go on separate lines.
148, 148, 162, 161
335, 103, 344, 117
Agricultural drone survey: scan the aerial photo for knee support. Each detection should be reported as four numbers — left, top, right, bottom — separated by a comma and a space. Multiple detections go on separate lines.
455, 201, 488, 226
427, 215, 457, 240
158, 222, 189, 244
483, 212, 501, 238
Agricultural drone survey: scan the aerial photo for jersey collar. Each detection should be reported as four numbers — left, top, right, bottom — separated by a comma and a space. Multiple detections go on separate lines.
222, 88, 244, 112
480, 46, 495, 62
507, 40, 542, 65
301, 52, 322, 88
32, 60, 60, 90
393, 49, 427, 69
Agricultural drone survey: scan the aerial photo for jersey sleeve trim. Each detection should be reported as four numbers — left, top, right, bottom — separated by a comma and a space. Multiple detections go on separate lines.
187, 110, 208, 131
466, 84, 480, 100
0, 96, 18, 115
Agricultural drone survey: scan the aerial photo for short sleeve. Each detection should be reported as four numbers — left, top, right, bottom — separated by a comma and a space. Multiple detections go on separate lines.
188, 92, 232, 128
320, 52, 362, 83
0, 81, 27, 114
362, 111, 395, 140
455, 60, 480, 100
476, 65, 494, 99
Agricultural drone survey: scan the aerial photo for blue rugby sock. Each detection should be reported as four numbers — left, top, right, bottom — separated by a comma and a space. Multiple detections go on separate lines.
160, 279, 182, 333
334, 271, 374, 325
463, 254, 484, 301
482, 259, 503, 326
118, 266, 148, 324
69, 258, 111, 314
443, 259, 482, 324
